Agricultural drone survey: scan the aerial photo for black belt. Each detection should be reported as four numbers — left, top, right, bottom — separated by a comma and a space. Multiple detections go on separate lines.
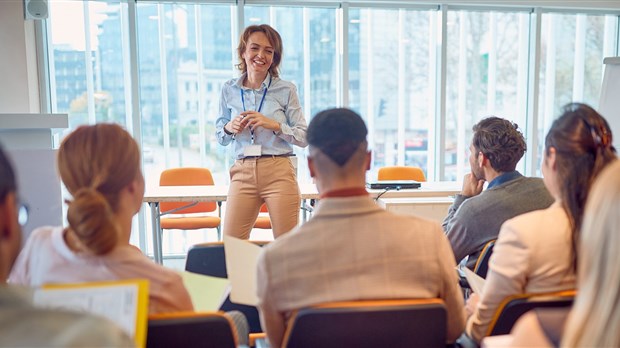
242, 154, 295, 159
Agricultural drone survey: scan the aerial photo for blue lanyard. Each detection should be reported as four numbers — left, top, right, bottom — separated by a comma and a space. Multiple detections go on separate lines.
240, 75, 272, 144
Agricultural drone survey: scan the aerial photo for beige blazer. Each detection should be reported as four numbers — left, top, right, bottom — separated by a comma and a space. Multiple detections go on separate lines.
466, 202, 576, 342
256, 195, 466, 348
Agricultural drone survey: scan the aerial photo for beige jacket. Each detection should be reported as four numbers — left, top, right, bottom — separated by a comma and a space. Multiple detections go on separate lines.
257, 195, 466, 348
466, 202, 576, 342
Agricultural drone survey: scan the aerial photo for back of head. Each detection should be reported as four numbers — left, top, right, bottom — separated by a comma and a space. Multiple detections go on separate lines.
544, 103, 616, 269
58, 124, 140, 255
307, 108, 368, 169
472, 117, 526, 172
0, 144, 16, 204
562, 160, 620, 347
0, 143, 20, 278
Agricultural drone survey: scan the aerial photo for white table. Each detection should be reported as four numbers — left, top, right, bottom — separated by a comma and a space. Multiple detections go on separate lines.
377, 197, 455, 223
144, 182, 460, 264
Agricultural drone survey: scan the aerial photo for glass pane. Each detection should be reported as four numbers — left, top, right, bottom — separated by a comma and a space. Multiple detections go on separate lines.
136, 3, 235, 255
537, 13, 617, 175
48, 1, 129, 133
137, 3, 234, 187
349, 8, 435, 180
444, 10, 530, 181
243, 5, 338, 184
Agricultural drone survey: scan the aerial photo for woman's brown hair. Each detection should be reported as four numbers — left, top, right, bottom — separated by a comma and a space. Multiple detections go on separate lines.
58, 124, 140, 255
545, 103, 616, 271
236, 24, 283, 78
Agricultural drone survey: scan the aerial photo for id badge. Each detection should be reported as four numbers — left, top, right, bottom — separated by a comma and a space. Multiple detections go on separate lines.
243, 144, 262, 157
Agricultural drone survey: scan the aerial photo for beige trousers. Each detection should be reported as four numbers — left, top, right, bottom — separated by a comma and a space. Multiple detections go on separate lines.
223, 156, 300, 239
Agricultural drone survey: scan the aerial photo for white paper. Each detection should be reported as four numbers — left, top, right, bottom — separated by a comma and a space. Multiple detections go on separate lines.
223, 235, 263, 306
179, 271, 230, 311
33, 284, 139, 337
462, 266, 486, 295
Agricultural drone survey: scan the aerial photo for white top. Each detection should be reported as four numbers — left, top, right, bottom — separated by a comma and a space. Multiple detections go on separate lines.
9, 226, 193, 314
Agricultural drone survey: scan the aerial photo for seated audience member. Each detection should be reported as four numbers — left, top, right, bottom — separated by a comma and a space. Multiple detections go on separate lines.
256, 108, 466, 348
442, 117, 554, 270
0, 144, 133, 346
466, 103, 616, 343
9, 124, 193, 314
488, 159, 620, 348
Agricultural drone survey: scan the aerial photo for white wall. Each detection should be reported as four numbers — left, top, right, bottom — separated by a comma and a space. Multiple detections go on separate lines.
0, 1, 39, 113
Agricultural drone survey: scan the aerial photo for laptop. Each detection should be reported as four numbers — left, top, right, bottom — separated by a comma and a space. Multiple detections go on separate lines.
366, 180, 421, 190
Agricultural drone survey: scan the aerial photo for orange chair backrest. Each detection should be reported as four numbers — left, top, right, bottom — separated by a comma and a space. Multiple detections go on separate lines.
159, 167, 216, 214
378, 166, 426, 182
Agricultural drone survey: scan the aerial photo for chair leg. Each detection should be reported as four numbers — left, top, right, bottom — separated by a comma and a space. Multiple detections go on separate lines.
217, 201, 223, 241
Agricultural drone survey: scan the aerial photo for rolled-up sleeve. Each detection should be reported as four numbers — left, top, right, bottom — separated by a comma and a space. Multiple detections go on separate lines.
279, 85, 307, 148
216, 83, 234, 146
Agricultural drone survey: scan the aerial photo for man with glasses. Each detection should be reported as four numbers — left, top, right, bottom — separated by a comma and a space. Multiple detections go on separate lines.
0, 144, 133, 346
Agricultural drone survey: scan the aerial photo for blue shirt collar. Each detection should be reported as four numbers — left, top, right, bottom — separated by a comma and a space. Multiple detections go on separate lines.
487, 170, 522, 189
235, 72, 272, 90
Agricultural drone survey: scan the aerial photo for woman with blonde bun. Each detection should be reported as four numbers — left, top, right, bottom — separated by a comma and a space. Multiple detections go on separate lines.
9, 124, 193, 314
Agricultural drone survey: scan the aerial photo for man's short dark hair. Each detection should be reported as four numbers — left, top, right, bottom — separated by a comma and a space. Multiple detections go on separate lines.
0, 144, 16, 202
472, 117, 526, 173
307, 108, 368, 166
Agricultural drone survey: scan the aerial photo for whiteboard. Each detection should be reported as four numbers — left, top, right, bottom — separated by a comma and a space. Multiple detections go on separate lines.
599, 57, 620, 152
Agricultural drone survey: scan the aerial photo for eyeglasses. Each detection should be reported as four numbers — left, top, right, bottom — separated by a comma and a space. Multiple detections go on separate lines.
17, 202, 29, 227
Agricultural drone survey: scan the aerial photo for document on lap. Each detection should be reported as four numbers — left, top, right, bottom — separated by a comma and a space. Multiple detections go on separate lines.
33, 279, 149, 347
461, 266, 486, 294
223, 235, 262, 306
179, 271, 230, 311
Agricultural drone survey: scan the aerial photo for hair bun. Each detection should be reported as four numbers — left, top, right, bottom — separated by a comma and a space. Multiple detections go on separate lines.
66, 187, 118, 255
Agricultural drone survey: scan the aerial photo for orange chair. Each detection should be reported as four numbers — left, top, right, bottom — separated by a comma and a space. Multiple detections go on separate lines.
159, 167, 222, 240
486, 290, 576, 336
378, 166, 426, 182
253, 203, 271, 229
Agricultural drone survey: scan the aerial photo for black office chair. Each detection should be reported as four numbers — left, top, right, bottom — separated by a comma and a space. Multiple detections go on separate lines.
459, 239, 496, 292
486, 290, 576, 336
146, 311, 237, 348
473, 240, 496, 278
282, 299, 447, 348
185, 242, 268, 333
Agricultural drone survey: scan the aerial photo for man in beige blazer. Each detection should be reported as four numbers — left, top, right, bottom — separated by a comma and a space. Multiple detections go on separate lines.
256, 108, 466, 348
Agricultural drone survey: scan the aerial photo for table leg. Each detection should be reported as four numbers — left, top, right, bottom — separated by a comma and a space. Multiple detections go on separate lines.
149, 202, 163, 264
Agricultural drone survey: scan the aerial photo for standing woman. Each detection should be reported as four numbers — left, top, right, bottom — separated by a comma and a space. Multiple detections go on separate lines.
216, 24, 307, 239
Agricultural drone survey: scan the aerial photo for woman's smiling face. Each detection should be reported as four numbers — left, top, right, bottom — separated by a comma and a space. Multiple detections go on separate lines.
242, 31, 274, 75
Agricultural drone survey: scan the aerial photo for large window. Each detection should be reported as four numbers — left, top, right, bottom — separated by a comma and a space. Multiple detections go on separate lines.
40, 1, 620, 257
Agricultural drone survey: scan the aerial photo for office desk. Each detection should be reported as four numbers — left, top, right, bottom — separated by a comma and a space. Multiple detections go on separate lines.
144, 182, 460, 264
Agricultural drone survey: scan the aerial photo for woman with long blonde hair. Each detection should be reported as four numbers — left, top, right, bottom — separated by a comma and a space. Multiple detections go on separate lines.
10, 124, 193, 314
561, 159, 620, 346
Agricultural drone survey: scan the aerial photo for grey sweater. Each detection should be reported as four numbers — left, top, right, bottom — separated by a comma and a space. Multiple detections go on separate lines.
442, 175, 554, 270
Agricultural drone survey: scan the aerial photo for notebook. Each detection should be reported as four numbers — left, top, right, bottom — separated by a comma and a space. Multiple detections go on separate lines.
366, 180, 421, 190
